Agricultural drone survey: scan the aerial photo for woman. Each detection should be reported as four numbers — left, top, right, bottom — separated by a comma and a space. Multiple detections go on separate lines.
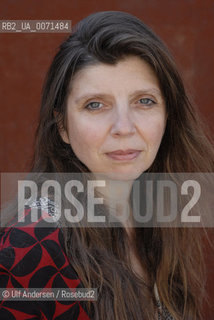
0, 11, 214, 320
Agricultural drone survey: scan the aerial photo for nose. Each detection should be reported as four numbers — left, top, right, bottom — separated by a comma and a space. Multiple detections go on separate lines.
110, 105, 136, 137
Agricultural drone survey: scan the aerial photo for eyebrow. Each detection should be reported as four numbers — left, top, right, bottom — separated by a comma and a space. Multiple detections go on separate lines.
74, 88, 163, 104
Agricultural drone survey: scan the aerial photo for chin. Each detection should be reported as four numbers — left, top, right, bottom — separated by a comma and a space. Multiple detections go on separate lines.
101, 170, 143, 181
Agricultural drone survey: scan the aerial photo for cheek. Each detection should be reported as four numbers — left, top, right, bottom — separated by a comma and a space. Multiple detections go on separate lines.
150, 125, 165, 145
67, 119, 103, 152
141, 117, 166, 148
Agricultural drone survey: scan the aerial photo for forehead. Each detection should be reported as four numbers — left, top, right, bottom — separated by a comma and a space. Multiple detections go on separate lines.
68, 55, 162, 98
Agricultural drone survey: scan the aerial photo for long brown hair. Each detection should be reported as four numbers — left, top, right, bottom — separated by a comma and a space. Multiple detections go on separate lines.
31, 11, 214, 319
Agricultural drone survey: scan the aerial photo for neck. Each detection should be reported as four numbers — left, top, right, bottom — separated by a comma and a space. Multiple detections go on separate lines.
94, 174, 134, 229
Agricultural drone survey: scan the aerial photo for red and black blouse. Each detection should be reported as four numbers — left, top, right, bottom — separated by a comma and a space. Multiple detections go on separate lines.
0, 206, 91, 320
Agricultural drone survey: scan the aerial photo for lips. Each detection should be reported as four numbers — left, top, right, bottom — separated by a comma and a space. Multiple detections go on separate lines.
106, 149, 141, 161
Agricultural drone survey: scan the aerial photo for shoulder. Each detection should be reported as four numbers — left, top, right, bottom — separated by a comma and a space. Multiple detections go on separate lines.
0, 198, 91, 319
0, 199, 68, 278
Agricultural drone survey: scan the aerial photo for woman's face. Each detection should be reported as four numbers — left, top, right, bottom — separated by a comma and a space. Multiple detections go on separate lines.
61, 55, 166, 180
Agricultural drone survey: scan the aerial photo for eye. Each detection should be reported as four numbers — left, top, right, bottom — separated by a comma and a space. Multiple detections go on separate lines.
85, 101, 103, 110
138, 98, 156, 106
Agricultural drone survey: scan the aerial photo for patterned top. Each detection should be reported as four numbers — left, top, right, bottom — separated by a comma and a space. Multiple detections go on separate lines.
154, 284, 174, 320
0, 198, 174, 319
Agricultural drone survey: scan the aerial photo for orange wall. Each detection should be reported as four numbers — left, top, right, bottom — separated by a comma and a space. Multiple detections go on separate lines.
0, 0, 213, 317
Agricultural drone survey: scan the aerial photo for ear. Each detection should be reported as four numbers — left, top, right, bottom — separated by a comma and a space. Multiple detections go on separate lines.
53, 110, 70, 144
